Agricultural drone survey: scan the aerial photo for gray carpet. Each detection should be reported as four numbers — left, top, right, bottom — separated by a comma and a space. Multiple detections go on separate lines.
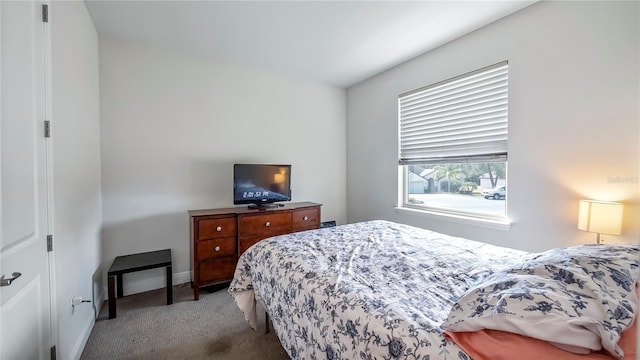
81, 283, 290, 360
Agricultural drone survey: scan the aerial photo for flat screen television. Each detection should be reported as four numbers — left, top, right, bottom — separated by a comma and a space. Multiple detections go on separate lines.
233, 164, 291, 209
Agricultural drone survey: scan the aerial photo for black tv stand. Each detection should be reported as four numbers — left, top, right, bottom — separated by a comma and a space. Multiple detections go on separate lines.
248, 203, 279, 210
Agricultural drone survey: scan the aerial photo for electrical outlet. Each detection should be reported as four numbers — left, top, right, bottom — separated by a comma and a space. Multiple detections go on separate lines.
70, 296, 91, 314
71, 296, 84, 307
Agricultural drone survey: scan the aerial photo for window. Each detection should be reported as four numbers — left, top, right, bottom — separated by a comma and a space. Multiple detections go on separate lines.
399, 61, 508, 220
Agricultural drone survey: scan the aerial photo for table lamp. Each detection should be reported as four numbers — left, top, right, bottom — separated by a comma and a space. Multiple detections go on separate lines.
577, 200, 623, 244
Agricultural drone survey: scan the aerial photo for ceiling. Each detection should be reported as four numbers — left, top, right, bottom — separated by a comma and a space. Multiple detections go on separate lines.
85, 0, 536, 88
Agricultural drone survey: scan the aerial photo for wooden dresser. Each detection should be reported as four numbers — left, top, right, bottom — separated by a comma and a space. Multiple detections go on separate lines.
188, 201, 321, 300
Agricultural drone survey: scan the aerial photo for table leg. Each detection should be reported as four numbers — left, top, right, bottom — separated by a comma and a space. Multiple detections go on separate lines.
108, 275, 116, 319
265, 311, 270, 334
116, 274, 123, 298
166, 265, 173, 305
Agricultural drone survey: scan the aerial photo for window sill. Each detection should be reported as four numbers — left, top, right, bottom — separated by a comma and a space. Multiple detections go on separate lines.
394, 206, 512, 231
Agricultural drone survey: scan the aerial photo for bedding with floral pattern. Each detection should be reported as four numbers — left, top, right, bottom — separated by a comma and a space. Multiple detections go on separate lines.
229, 220, 527, 359
441, 244, 639, 358
228, 220, 639, 359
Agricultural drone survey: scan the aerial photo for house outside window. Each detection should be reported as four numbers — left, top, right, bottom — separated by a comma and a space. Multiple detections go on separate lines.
399, 61, 508, 220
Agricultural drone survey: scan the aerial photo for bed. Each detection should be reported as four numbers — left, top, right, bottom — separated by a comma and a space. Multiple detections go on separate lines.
229, 220, 639, 360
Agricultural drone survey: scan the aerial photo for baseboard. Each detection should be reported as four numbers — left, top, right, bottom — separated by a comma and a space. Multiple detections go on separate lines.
102, 271, 191, 298
70, 313, 95, 360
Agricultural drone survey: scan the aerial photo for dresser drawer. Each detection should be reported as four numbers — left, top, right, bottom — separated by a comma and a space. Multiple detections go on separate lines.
238, 212, 292, 237
292, 207, 320, 231
238, 231, 289, 256
197, 237, 236, 261
197, 217, 237, 240
199, 258, 237, 283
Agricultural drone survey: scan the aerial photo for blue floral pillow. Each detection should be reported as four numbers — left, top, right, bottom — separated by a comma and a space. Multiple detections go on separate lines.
441, 244, 639, 359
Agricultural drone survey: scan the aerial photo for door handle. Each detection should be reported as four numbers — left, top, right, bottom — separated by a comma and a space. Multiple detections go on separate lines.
0, 272, 22, 287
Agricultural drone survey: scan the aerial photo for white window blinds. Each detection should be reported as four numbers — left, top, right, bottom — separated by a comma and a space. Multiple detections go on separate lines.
399, 61, 508, 165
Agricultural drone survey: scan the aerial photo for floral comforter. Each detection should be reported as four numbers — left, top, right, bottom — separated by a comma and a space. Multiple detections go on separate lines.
229, 220, 527, 359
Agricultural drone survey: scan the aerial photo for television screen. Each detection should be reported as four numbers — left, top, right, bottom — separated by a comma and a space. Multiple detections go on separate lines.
233, 164, 291, 206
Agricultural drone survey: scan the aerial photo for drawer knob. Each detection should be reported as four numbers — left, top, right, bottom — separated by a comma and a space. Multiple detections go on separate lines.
214, 246, 221, 252
265, 221, 271, 227
303, 216, 308, 221
216, 226, 222, 232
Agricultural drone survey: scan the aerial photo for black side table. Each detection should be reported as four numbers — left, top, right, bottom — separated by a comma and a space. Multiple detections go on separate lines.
107, 248, 173, 319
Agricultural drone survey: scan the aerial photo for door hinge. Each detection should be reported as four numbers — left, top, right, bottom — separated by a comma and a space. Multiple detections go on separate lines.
44, 120, 51, 138
47, 235, 53, 252
50, 345, 56, 360
42, 4, 48, 23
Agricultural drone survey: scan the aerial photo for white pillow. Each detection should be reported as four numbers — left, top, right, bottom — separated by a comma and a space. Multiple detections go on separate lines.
441, 244, 639, 359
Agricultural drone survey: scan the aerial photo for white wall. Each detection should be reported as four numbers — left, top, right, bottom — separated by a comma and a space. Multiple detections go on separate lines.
99, 36, 347, 293
51, 1, 102, 359
347, 1, 639, 252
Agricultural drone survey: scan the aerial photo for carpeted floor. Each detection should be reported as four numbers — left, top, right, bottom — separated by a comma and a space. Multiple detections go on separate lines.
80, 283, 290, 360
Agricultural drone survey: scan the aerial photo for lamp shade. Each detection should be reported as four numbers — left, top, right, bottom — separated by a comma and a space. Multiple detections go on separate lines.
577, 200, 623, 235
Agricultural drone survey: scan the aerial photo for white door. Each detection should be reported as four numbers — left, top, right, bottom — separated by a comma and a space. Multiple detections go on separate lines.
0, 1, 53, 359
